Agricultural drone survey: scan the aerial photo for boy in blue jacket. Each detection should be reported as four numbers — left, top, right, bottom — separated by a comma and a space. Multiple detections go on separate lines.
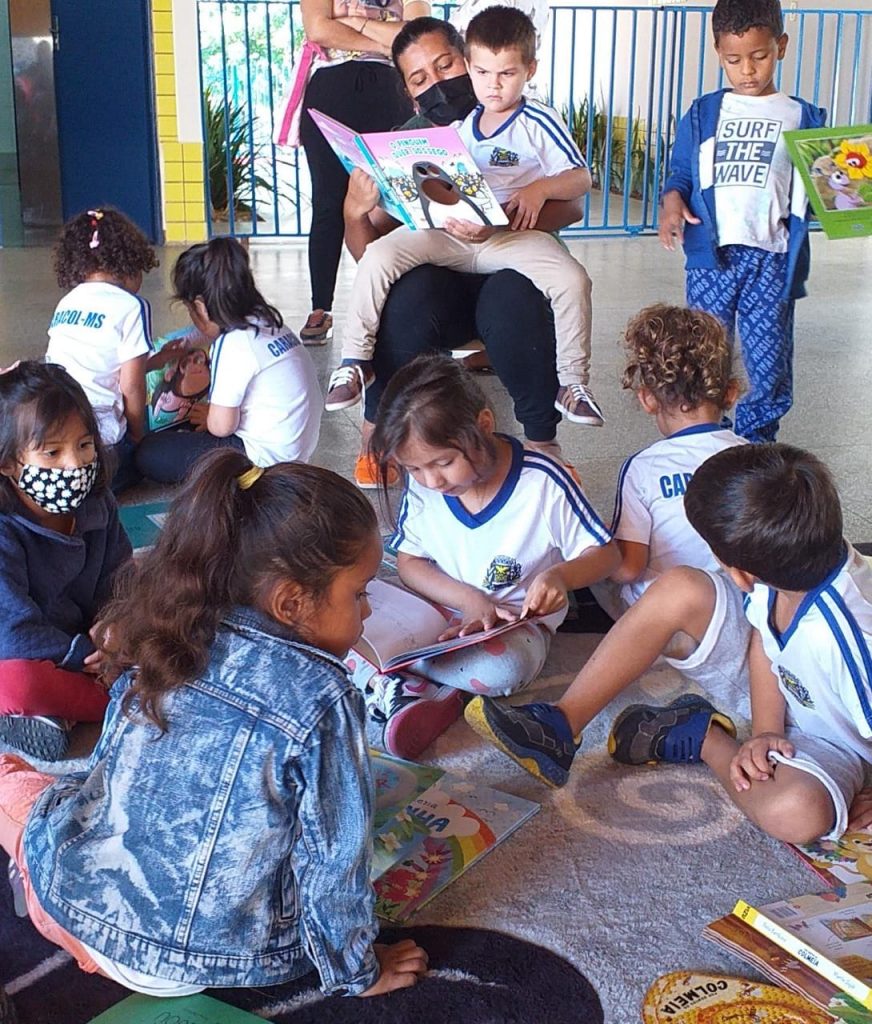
659, 0, 825, 443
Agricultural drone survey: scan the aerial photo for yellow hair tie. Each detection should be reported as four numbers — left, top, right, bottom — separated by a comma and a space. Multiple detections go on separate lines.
237, 466, 264, 491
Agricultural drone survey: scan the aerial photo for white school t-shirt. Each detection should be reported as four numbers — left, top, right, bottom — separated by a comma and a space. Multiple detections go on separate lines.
711, 91, 802, 251
456, 98, 586, 204
46, 281, 153, 445
744, 545, 872, 764
612, 424, 747, 604
208, 321, 321, 466
389, 438, 612, 632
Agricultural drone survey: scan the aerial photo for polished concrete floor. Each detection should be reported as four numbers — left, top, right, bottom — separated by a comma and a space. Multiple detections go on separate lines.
2, 233, 871, 537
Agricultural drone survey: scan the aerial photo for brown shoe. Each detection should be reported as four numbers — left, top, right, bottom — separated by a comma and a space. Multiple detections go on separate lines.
554, 384, 605, 426
300, 309, 333, 345
325, 363, 374, 412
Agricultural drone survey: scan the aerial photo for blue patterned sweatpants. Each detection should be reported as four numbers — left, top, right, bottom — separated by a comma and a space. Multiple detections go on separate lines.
686, 245, 794, 443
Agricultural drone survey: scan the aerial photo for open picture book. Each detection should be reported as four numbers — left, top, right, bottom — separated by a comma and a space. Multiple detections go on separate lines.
352, 578, 537, 673
308, 109, 508, 230
146, 326, 211, 432
704, 883, 872, 1021
370, 750, 539, 922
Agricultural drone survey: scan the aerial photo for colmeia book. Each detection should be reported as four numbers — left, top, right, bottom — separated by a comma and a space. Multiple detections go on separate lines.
370, 750, 539, 922
704, 885, 872, 1022
352, 578, 537, 674
308, 109, 508, 230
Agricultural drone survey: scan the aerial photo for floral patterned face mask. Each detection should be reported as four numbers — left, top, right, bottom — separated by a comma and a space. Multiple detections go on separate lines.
17, 459, 98, 515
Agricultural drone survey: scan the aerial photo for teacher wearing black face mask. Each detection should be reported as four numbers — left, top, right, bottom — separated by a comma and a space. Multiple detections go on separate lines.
342, 17, 584, 489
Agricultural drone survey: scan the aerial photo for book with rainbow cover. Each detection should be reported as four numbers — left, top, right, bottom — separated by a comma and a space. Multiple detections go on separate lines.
308, 109, 508, 231
370, 751, 539, 922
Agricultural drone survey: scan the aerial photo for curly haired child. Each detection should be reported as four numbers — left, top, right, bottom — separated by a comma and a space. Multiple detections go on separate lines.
46, 208, 159, 492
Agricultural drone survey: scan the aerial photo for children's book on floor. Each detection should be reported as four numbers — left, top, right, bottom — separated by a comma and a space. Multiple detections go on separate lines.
791, 831, 872, 888
308, 109, 509, 231
89, 993, 262, 1023
118, 500, 170, 553
146, 326, 211, 432
704, 884, 872, 1021
370, 750, 538, 923
353, 578, 538, 673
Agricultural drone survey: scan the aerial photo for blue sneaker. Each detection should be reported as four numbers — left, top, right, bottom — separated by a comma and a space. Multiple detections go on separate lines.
464, 698, 580, 788
608, 695, 736, 765
0, 715, 69, 761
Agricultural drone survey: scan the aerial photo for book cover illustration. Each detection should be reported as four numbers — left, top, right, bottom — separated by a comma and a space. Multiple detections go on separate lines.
794, 831, 872, 888
369, 750, 539, 923
309, 109, 508, 230
146, 326, 211, 432
352, 578, 535, 674
89, 993, 262, 1023
703, 913, 872, 1023
785, 125, 872, 240
118, 500, 170, 552
642, 970, 834, 1024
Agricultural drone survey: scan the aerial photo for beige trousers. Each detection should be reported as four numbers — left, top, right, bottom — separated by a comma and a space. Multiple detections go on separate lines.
343, 227, 593, 386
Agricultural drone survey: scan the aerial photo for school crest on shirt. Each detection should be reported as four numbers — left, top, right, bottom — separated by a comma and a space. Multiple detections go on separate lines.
778, 666, 815, 708
489, 147, 519, 168
483, 555, 522, 591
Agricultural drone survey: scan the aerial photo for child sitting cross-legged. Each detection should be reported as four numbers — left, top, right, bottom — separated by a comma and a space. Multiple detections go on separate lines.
593, 304, 751, 714
355, 352, 619, 760
0, 450, 427, 997
468, 444, 872, 845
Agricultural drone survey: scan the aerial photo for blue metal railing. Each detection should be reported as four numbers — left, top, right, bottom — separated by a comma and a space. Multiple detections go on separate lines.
196, 2, 872, 238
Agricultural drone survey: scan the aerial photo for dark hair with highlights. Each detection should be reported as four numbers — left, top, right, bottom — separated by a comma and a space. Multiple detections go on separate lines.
466, 5, 537, 64
172, 237, 282, 332
97, 450, 377, 728
712, 0, 784, 42
621, 303, 739, 413
392, 16, 465, 69
370, 352, 497, 495
0, 361, 110, 513
53, 208, 158, 290
684, 444, 844, 592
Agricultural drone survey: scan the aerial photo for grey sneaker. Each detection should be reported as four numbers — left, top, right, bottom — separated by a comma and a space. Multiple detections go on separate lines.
608, 695, 736, 765
300, 309, 333, 345
324, 363, 375, 412
555, 384, 605, 426
0, 715, 69, 761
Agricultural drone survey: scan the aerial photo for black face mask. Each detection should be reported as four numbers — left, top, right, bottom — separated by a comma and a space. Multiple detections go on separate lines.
415, 74, 477, 126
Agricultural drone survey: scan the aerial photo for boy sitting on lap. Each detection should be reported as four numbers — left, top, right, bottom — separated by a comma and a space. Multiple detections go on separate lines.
468, 443, 872, 845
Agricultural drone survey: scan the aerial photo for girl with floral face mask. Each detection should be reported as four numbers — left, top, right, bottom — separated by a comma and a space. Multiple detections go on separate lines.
0, 362, 131, 761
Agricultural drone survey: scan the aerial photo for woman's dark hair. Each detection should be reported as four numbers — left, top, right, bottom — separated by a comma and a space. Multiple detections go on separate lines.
0, 361, 110, 512
621, 303, 739, 413
712, 0, 784, 42
97, 450, 377, 728
172, 237, 283, 331
370, 352, 497, 495
53, 207, 158, 290
392, 16, 465, 69
685, 443, 844, 592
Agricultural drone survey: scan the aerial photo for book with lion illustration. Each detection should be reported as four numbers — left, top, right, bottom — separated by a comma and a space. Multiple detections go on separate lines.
785, 124, 872, 240
308, 109, 508, 231
370, 751, 538, 923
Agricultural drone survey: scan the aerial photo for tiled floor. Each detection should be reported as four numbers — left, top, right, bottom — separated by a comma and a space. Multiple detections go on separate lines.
2, 233, 871, 536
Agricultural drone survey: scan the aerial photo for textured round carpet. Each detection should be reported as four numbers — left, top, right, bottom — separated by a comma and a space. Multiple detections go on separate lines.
1, 862, 603, 1024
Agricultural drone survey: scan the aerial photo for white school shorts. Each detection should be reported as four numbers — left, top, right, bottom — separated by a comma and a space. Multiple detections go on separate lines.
768, 729, 867, 841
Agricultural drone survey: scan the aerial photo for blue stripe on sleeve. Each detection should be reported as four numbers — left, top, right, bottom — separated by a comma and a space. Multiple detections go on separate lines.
522, 105, 585, 168
207, 332, 227, 400
611, 453, 638, 531
135, 295, 154, 351
817, 591, 872, 729
388, 481, 412, 550
522, 453, 612, 545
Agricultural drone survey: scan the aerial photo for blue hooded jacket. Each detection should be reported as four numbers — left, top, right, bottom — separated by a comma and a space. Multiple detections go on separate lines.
662, 89, 826, 300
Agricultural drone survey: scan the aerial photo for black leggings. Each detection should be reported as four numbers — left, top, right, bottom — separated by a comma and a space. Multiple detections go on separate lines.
300, 60, 412, 312
134, 428, 245, 485
364, 265, 561, 442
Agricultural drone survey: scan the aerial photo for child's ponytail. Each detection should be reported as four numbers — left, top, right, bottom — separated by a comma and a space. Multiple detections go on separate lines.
98, 450, 377, 729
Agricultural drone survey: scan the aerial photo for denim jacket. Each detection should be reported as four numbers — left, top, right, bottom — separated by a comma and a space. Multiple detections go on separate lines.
662, 89, 826, 301
24, 606, 379, 995
0, 489, 131, 668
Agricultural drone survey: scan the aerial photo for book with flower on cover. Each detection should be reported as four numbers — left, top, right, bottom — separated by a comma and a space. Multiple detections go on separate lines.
351, 578, 537, 674
308, 108, 508, 230
370, 750, 539, 922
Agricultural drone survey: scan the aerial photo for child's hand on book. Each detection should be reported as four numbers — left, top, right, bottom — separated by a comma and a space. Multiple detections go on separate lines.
359, 939, 429, 997
188, 402, 210, 431
521, 568, 568, 618
730, 733, 795, 791
438, 595, 518, 640
848, 789, 872, 832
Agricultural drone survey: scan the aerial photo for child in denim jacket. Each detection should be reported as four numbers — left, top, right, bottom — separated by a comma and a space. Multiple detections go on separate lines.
0, 451, 427, 998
